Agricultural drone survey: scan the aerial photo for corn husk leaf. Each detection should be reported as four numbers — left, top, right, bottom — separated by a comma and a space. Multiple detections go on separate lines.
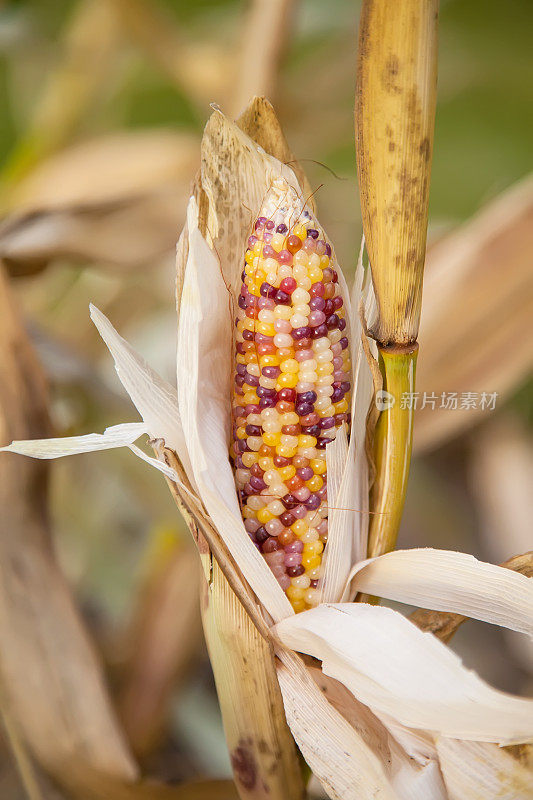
176, 197, 293, 623
436, 739, 533, 800
415, 176, 533, 452
275, 603, 533, 744
276, 650, 398, 800
304, 665, 448, 800
347, 548, 533, 636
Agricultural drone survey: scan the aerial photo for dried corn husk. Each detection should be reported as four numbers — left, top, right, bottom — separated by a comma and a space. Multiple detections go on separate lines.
415, 176, 533, 452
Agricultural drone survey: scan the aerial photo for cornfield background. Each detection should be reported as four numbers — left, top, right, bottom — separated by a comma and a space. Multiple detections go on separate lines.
0, 0, 531, 796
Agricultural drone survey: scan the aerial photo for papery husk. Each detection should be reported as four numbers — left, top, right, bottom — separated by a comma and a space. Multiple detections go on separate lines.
410, 551, 533, 643
171, 97, 306, 800
0, 262, 137, 787
414, 176, 533, 453
355, 0, 438, 560
275, 602, 533, 745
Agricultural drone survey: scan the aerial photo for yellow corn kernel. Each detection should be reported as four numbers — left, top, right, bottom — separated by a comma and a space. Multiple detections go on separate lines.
291, 519, 308, 536
263, 432, 281, 447
257, 507, 273, 524
278, 465, 296, 482
310, 458, 327, 475
280, 358, 299, 374
278, 373, 298, 388
306, 475, 323, 492
302, 553, 321, 571
259, 354, 280, 368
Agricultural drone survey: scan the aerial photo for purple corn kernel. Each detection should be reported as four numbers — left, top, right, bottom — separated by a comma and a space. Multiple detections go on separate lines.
292, 326, 312, 340
298, 391, 317, 404
245, 424, 262, 436
260, 282, 276, 298
309, 297, 325, 311
287, 565, 305, 577
311, 323, 328, 339
274, 289, 291, 305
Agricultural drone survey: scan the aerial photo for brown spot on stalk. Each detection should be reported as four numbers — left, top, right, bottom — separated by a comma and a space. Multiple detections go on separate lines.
230, 742, 257, 791
382, 55, 402, 94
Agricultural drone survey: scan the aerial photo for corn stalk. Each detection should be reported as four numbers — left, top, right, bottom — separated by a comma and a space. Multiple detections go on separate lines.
355, 0, 438, 557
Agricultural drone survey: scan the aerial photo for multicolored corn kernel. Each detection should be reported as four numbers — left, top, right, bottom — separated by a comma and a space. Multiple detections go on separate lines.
230, 194, 351, 612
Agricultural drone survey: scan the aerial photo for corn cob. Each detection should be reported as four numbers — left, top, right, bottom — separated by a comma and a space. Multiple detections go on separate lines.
230, 186, 351, 612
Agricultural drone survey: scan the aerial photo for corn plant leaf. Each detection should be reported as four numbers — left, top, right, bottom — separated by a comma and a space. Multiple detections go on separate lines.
1, 132, 197, 275
275, 603, 533, 744
347, 548, 533, 636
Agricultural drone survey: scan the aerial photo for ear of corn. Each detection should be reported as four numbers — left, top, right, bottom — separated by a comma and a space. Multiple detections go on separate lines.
230, 185, 351, 612
184, 100, 306, 800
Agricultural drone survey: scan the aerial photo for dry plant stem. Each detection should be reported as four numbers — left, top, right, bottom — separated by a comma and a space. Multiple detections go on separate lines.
355, 0, 438, 346
367, 345, 418, 559
0, 263, 137, 789
118, 542, 202, 760
355, 0, 437, 561
202, 557, 304, 800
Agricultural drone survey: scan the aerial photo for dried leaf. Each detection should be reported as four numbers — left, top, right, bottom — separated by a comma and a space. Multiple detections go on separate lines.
118, 541, 202, 758
0, 262, 137, 781
415, 176, 533, 452
276, 650, 397, 800
436, 739, 533, 800
348, 548, 533, 636
1, 131, 197, 274
275, 603, 533, 744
